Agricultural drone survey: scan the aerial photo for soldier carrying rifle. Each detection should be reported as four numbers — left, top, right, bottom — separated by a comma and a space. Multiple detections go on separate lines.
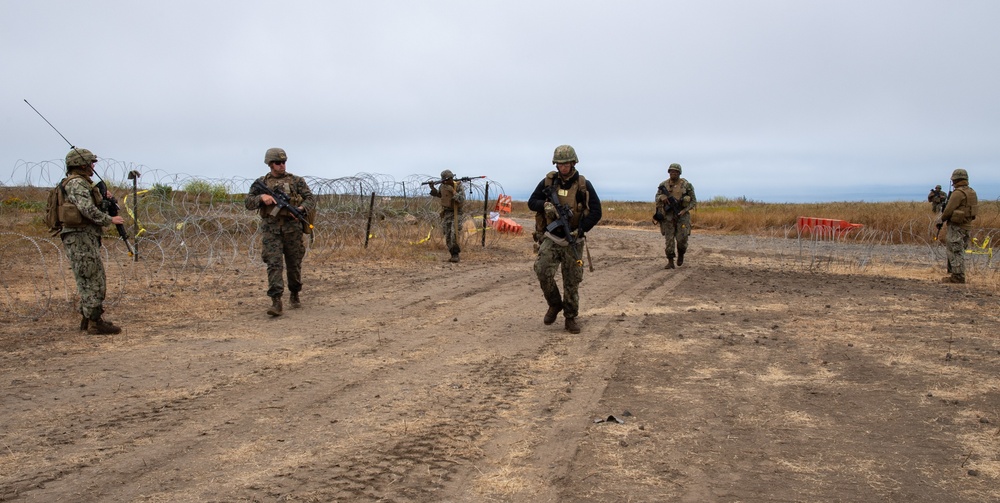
654, 163, 697, 269
937, 169, 978, 284
426, 170, 466, 263
56, 148, 126, 334
528, 145, 602, 334
245, 148, 315, 316
927, 185, 946, 213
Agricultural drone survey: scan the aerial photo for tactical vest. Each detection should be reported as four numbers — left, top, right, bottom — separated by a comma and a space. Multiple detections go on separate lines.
658, 178, 691, 205
543, 170, 589, 229
258, 174, 306, 219
951, 185, 978, 226
438, 181, 464, 212
59, 174, 104, 229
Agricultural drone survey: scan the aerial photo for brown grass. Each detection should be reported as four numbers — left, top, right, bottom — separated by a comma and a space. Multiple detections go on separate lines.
513, 198, 999, 243
4, 187, 997, 247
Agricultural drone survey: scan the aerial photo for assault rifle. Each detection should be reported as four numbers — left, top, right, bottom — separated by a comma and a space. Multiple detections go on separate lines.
654, 185, 681, 221
24, 99, 134, 256
933, 190, 952, 241
542, 184, 584, 267
96, 180, 135, 256
420, 175, 486, 186
251, 179, 314, 232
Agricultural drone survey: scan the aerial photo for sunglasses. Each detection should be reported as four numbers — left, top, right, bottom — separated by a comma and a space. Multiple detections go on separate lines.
271, 161, 286, 165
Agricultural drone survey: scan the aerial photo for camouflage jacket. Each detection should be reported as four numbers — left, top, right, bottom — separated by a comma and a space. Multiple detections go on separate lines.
655, 178, 696, 215
61, 172, 111, 236
246, 172, 315, 221
429, 181, 464, 215
941, 182, 978, 230
927, 189, 946, 204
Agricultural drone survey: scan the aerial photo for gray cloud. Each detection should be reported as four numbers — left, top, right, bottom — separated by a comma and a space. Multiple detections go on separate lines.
3, 0, 997, 202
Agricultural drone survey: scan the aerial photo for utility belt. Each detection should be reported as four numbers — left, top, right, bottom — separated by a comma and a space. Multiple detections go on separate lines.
543, 231, 584, 247
264, 213, 299, 223
949, 210, 975, 225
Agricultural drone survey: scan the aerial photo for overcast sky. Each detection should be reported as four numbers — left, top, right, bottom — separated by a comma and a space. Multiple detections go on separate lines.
3, 0, 998, 202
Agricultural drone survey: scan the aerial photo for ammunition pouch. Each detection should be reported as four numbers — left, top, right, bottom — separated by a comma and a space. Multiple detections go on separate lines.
58, 202, 84, 227
949, 210, 966, 225
303, 208, 315, 235
653, 208, 665, 222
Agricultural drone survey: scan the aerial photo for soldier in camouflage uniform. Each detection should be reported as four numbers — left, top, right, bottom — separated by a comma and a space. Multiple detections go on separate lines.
58, 148, 125, 334
937, 169, 978, 284
245, 148, 315, 316
654, 163, 696, 269
927, 185, 946, 213
427, 169, 465, 263
528, 145, 602, 334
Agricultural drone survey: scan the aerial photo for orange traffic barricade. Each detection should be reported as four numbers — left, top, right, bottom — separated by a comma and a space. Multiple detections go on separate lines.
796, 216, 863, 238
494, 194, 513, 215
489, 194, 522, 234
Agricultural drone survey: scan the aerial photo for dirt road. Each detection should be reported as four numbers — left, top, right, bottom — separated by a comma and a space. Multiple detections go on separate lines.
2, 226, 998, 502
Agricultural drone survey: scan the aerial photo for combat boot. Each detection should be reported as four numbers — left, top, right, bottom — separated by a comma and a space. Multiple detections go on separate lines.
677, 251, 685, 266
942, 274, 966, 284
79, 315, 89, 331
449, 253, 460, 263
544, 304, 563, 325
290, 292, 301, 309
87, 317, 121, 335
267, 296, 283, 316
565, 317, 581, 334
665, 257, 675, 269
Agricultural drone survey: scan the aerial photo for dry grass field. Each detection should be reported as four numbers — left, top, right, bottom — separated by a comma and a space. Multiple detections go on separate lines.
1, 188, 999, 502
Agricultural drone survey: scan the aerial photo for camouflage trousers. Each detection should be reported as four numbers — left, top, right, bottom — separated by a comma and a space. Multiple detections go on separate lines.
261, 218, 306, 298
441, 210, 462, 254
62, 231, 107, 320
659, 213, 691, 258
945, 224, 970, 275
534, 237, 585, 318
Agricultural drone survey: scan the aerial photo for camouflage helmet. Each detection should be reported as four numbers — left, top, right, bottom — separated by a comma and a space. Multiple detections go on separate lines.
264, 147, 287, 165
65, 148, 98, 168
668, 163, 682, 174
440, 169, 455, 180
951, 168, 969, 182
935, 185, 942, 190
552, 145, 579, 164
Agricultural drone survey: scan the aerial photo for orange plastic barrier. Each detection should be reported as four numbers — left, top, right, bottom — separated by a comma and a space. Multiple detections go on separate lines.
492, 216, 523, 234
796, 216, 863, 238
494, 194, 513, 215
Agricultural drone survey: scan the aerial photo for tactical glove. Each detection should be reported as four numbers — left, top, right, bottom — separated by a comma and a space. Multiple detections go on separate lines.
544, 201, 558, 220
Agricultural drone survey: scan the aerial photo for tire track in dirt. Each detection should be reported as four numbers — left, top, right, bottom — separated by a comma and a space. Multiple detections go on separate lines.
6, 229, 1000, 502
434, 249, 697, 501
6, 258, 553, 501
204, 261, 554, 501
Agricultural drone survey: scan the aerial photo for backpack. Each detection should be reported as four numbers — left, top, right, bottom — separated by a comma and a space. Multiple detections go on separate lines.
44, 175, 85, 237
44, 180, 66, 237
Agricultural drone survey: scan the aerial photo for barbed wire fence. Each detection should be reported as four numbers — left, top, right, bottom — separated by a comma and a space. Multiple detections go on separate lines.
713, 219, 997, 281
2, 160, 997, 322
1, 159, 513, 320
